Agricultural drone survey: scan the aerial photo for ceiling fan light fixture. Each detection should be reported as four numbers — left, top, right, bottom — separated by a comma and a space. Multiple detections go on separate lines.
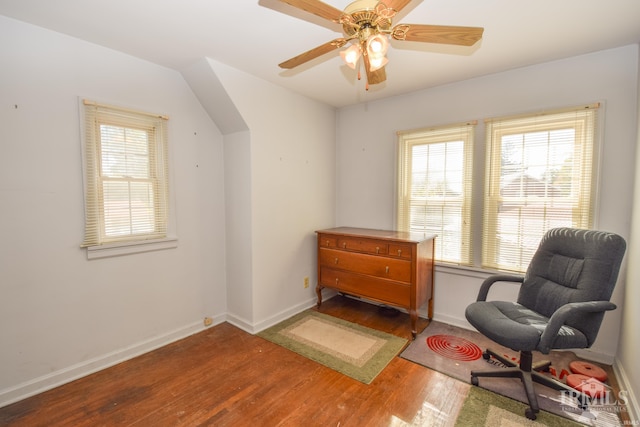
340, 44, 362, 69
275, 0, 484, 87
366, 33, 389, 58
369, 55, 388, 72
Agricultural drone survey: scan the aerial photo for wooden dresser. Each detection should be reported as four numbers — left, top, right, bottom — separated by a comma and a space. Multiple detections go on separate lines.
316, 227, 436, 338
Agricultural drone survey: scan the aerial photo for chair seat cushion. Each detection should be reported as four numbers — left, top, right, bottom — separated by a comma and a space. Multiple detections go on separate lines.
465, 301, 588, 352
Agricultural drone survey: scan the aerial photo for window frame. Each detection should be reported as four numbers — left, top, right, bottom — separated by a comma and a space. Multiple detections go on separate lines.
482, 105, 599, 272
396, 122, 475, 265
80, 99, 177, 259
395, 104, 601, 274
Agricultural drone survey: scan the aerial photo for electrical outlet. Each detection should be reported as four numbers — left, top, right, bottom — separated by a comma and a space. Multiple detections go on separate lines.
204, 317, 213, 327
304, 276, 310, 288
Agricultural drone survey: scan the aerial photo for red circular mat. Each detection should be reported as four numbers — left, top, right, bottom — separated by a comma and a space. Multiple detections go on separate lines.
426, 334, 482, 361
569, 360, 608, 382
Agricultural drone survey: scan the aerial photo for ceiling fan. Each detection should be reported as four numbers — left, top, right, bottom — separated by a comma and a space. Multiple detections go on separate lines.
277, 0, 484, 87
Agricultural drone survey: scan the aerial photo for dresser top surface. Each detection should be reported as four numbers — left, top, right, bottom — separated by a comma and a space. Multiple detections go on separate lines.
315, 227, 436, 243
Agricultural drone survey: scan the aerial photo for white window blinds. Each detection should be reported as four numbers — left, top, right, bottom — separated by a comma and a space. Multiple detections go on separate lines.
397, 122, 475, 265
81, 100, 169, 247
482, 104, 599, 272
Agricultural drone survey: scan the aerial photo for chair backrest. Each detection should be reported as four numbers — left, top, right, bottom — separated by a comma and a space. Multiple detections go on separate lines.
517, 227, 626, 346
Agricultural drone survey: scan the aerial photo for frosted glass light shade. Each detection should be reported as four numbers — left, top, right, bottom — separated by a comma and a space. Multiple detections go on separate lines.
340, 44, 362, 69
369, 56, 388, 71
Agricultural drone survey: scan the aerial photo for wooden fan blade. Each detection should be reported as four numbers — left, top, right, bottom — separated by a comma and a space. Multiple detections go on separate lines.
279, 0, 344, 22
279, 38, 347, 69
392, 24, 484, 46
364, 54, 387, 85
384, 0, 413, 13
367, 66, 387, 85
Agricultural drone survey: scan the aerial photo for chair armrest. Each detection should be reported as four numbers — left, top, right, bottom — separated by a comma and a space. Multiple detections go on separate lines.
538, 301, 617, 353
477, 274, 524, 301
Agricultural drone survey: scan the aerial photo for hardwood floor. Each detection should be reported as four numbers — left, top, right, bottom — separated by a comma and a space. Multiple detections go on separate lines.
0, 296, 469, 426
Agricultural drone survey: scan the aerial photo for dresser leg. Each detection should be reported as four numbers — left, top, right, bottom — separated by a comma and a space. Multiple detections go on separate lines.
315, 285, 323, 308
410, 310, 418, 340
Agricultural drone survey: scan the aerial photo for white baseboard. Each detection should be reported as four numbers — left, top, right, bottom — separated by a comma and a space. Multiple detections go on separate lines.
1, 300, 324, 409
613, 359, 640, 423
574, 348, 615, 365
226, 297, 319, 335
432, 313, 474, 331
224, 312, 254, 333
0, 319, 216, 409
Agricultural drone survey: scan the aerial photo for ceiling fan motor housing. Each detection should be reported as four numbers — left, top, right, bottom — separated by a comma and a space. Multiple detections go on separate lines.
341, 0, 393, 38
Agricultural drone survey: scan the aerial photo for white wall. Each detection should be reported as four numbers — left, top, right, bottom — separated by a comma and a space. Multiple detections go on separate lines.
0, 14, 337, 407
223, 130, 255, 326
336, 45, 639, 364
207, 60, 337, 330
616, 44, 640, 422
0, 16, 226, 405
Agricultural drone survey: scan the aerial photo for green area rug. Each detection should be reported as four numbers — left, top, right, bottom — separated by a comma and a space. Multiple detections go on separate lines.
456, 386, 585, 427
257, 309, 408, 384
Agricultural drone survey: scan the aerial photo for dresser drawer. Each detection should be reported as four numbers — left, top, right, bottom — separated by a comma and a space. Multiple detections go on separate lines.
319, 267, 410, 307
336, 236, 388, 255
319, 248, 411, 283
318, 234, 338, 249
389, 243, 412, 259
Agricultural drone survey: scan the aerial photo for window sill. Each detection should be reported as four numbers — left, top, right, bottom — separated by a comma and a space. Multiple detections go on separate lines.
435, 263, 508, 279
86, 237, 178, 260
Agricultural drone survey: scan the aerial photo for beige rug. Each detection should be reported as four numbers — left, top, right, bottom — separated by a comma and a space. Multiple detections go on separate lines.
456, 387, 584, 427
257, 309, 408, 384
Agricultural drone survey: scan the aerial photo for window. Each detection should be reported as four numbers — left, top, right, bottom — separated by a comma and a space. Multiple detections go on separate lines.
396, 104, 600, 273
397, 122, 475, 265
81, 100, 173, 257
482, 105, 599, 272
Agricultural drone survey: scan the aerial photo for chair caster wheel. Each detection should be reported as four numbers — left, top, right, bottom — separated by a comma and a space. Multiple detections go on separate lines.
525, 408, 537, 420
471, 376, 479, 386
577, 395, 589, 411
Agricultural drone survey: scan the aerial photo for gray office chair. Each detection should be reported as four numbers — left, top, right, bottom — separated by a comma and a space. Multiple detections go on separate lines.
465, 227, 626, 420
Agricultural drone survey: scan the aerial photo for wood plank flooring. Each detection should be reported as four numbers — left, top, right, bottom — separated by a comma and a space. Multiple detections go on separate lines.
0, 296, 469, 426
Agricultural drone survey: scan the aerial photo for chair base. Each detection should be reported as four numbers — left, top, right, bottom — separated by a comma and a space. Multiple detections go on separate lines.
470, 349, 590, 420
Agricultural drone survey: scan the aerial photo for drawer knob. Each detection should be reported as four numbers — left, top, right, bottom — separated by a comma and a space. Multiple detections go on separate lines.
385, 266, 390, 274
326, 240, 330, 246
376, 247, 380, 254
343, 242, 347, 248
397, 249, 402, 256
335, 278, 339, 284
334, 257, 339, 264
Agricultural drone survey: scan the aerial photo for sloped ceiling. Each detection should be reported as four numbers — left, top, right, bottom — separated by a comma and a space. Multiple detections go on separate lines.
1, 0, 639, 108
